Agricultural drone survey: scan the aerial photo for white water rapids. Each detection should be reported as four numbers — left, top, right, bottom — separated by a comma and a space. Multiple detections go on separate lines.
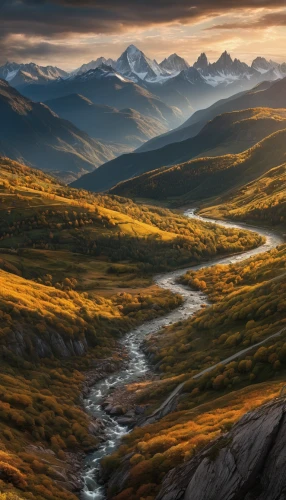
81, 209, 283, 499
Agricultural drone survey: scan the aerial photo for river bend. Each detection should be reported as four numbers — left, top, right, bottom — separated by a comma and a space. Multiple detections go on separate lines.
81, 209, 283, 499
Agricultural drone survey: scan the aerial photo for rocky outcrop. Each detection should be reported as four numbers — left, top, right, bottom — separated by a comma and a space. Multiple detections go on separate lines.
156, 398, 286, 500
0, 324, 89, 359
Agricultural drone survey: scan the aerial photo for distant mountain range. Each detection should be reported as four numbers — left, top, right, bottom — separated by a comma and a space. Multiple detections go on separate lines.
2, 48, 284, 89
0, 62, 68, 87
71, 78, 286, 192
1, 47, 285, 188
45, 93, 168, 148
1, 46, 285, 122
0, 79, 127, 183
18, 65, 183, 128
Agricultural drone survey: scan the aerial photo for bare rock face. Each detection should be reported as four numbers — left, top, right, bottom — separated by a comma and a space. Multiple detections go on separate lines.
156, 399, 286, 500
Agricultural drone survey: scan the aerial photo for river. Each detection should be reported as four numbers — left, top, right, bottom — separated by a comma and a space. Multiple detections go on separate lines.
81, 209, 283, 499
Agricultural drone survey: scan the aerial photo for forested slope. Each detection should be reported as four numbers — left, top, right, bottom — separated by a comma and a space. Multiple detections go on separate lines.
111, 128, 286, 205
101, 242, 286, 500
0, 157, 262, 500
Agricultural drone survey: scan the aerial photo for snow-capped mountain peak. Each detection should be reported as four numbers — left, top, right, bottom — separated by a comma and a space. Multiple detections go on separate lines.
251, 57, 279, 74
116, 45, 169, 82
0, 61, 68, 87
74, 57, 116, 75
75, 64, 130, 83
193, 53, 209, 71
160, 53, 190, 74
193, 51, 258, 87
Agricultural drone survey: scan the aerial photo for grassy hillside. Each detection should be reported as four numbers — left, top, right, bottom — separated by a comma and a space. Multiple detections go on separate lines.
111, 128, 286, 205
199, 163, 286, 229
72, 107, 286, 192
0, 157, 263, 500
102, 243, 286, 500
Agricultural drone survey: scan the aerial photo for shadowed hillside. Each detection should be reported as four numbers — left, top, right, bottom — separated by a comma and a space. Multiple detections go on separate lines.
0, 80, 127, 184
139, 77, 286, 153
110, 128, 286, 204
45, 94, 168, 148
72, 107, 286, 192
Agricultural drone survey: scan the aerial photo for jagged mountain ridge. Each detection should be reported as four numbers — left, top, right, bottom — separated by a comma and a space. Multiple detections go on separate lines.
194, 50, 259, 87
3, 48, 285, 130
19, 65, 183, 128
2, 47, 285, 90
0, 61, 68, 87
74, 57, 116, 75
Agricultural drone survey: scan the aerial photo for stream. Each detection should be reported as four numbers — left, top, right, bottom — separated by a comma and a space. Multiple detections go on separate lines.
81, 209, 283, 499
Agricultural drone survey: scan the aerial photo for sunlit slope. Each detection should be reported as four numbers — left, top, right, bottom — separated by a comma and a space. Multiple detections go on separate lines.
111, 128, 286, 203
101, 243, 286, 500
139, 77, 286, 153
0, 157, 264, 500
72, 107, 286, 192
1, 157, 261, 268
200, 163, 286, 228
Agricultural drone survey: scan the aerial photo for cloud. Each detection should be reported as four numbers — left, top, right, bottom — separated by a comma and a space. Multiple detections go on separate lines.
206, 10, 286, 30
0, 0, 285, 66
1, 0, 286, 38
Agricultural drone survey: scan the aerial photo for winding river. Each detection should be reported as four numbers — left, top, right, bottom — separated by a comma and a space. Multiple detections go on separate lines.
81, 209, 283, 500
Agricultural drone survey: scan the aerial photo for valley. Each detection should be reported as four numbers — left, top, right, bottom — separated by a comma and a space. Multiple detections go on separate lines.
0, 157, 268, 500
80, 211, 283, 500
0, 26, 286, 500
0, 155, 284, 500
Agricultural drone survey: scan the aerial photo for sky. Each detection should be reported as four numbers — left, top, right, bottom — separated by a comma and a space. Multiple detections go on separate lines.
0, 0, 285, 70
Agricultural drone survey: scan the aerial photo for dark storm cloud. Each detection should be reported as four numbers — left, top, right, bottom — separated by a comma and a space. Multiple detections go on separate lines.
0, 0, 285, 65
1, 0, 286, 38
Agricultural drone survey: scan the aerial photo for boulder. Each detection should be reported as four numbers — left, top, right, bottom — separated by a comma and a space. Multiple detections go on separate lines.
156, 399, 286, 500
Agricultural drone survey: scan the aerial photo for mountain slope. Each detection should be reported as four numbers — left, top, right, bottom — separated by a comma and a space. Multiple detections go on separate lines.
0, 157, 265, 500
74, 57, 116, 75
144, 66, 215, 115
139, 77, 286, 153
0, 79, 125, 183
72, 108, 286, 192
159, 54, 190, 73
200, 163, 286, 227
110, 128, 286, 202
19, 65, 183, 128
115, 44, 167, 82
101, 240, 286, 500
45, 93, 168, 148
194, 50, 259, 87
0, 62, 68, 87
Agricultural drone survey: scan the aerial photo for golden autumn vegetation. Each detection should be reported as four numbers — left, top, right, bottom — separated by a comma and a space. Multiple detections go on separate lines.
199, 163, 286, 228
0, 157, 264, 500
110, 127, 286, 207
102, 243, 286, 500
